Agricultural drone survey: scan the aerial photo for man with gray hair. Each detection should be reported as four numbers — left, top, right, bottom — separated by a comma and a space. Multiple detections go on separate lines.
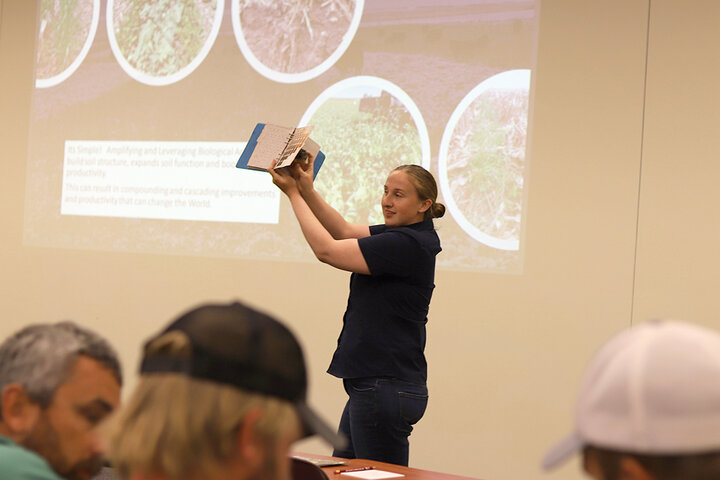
0, 321, 122, 480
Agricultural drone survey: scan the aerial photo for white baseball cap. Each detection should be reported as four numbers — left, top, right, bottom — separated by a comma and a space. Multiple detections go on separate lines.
542, 320, 720, 470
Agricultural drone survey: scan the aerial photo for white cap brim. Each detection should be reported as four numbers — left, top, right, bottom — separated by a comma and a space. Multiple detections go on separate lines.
541, 432, 583, 470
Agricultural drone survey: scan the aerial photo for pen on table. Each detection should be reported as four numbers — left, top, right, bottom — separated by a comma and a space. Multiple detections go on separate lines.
334, 466, 375, 474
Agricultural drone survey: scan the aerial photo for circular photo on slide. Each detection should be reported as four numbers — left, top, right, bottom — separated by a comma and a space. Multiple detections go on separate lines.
438, 69, 531, 251
107, 0, 224, 86
35, 0, 100, 88
300, 76, 430, 224
231, 0, 364, 83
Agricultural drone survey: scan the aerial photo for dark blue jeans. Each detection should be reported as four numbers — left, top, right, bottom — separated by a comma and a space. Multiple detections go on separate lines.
332, 377, 429, 466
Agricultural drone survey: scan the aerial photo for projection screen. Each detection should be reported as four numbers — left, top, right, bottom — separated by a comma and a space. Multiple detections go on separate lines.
25, 0, 537, 273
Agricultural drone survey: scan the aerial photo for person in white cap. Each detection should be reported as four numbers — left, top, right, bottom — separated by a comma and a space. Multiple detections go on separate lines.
542, 320, 720, 480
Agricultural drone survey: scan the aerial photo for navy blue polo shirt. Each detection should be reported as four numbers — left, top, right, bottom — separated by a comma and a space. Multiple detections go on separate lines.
327, 219, 441, 384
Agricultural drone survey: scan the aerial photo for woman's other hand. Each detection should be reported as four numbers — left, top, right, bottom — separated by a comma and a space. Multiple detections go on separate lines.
269, 161, 298, 195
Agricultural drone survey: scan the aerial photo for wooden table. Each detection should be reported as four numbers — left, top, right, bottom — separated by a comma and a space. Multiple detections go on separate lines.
292, 453, 483, 480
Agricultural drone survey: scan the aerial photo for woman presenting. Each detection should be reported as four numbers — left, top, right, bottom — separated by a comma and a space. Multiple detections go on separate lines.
270, 154, 444, 466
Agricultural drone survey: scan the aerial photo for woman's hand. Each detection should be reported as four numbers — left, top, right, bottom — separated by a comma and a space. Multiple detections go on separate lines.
269, 161, 299, 196
291, 150, 315, 196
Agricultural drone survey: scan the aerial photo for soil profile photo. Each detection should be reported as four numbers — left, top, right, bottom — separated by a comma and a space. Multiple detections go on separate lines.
36, 0, 97, 85
445, 84, 529, 247
110, 0, 220, 78
236, 0, 357, 75
307, 89, 424, 225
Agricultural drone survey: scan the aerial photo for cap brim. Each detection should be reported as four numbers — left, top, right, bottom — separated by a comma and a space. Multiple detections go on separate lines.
295, 402, 348, 451
541, 432, 583, 470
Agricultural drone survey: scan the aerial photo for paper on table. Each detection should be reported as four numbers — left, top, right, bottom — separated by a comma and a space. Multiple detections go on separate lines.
341, 470, 404, 479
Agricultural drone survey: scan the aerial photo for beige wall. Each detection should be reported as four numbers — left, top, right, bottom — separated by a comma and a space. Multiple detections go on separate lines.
2, 1, 720, 480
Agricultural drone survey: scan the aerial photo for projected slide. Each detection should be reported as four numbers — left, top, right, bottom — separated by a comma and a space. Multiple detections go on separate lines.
25, 0, 537, 273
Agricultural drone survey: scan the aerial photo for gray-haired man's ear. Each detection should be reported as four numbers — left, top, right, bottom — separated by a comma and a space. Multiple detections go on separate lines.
0, 384, 41, 439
